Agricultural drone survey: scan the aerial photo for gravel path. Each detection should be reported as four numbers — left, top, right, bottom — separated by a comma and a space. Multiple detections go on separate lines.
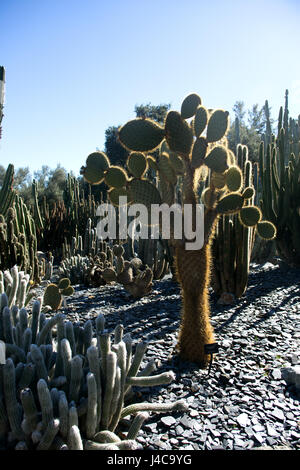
54, 262, 300, 451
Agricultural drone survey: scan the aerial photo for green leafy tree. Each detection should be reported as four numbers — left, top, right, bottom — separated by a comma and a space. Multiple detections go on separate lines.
104, 126, 129, 166
227, 100, 272, 162
134, 103, 170, 124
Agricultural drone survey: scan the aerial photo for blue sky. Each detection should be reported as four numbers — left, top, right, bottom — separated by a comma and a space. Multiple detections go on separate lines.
1, 0, 300, 176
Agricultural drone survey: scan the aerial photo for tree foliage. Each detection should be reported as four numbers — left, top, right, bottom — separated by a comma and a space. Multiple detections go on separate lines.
227, 100, 275, 162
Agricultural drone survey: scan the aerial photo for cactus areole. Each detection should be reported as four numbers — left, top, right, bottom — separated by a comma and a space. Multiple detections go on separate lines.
82, 93, 276, 368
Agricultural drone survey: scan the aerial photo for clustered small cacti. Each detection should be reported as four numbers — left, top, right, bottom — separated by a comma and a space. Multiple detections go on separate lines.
0, 297, 187, 450
0, 265, 34, 309
59, 254, 95, 287
59, 217, 157, 298
43, 279, 74, 311
33, 174, 98, 259
81, 92, 277, 366
0, 166, 40, 283
102, 244, 154, 299
60, 220, 116, 287
137, 238, 171, 281
38, 253, 54, 281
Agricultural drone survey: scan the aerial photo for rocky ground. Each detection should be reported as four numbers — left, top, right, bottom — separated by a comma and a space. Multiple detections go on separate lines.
51, 262, 300, 451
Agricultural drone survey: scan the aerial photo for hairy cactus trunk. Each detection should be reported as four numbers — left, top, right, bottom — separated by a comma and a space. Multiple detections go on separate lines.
175, 242, 215, 366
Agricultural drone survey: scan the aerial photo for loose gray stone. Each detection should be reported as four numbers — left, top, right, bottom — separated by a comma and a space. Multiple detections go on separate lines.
236, 413, 250, 427
161, 416, 176, 427
270, 408, 285, 422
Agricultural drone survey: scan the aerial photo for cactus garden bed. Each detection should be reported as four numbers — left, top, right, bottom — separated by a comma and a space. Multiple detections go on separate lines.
29, 261, 300, 451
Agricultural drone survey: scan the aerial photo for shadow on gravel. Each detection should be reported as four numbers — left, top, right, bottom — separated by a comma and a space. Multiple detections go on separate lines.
245, 265, 300, 298
211, 265, 300, 332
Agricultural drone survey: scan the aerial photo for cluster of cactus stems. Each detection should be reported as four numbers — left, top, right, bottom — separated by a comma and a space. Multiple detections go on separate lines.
137, 238, 172, 280
0, 166, 40, 283
81, 93, 276, 366
211, 144, 257, 301
32, 175, 98, 258
60, 234, 155, 298
60, 219, 165, 297
258, 91, 300, 267
102, 244, 154, 299
0, 164, 15, 217
38, 254, 54, 281
0, 265, 35, 310
0, 297, 187, 450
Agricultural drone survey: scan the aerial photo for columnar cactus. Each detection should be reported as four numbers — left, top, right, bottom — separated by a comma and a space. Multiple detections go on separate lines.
0, 265, 33, 309
211, 144, 258, 301
258, 92, 300, 266
81, 93, 276, 366
0, 167, 39, 283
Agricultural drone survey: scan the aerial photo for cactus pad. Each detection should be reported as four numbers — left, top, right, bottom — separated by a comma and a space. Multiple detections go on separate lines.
256, 220, 277, 240
193, 106, 208, 137
113, 244, 125, 257
242, 187, 255, 199
128, 178, 162, 211
108, 187, 132, 206
61, 286, 75, 296
118, 118, 164, 152
117, 267, 133, 285
43, 284, 62, 311
216, 193, 244, 214
58, 278, 71, 290
181, 93, 201, 119
102, 268, 117, 282
127, 152, 148, 178
206, 110, 229, 143
204, 146, 229, 173
225, 166, 243, 192
105, 166, 128, 188
201, 188, 218, 209
191, 137, 208, 168
82, 152, 110, 185
239, 206, 262, 227
165, 111, 194, 156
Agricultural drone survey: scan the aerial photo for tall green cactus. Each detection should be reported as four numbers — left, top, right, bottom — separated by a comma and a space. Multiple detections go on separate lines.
81, 93, 276, 367
0, 166, 39, 282
211, 144, 257, 301
259, 94, 300, 266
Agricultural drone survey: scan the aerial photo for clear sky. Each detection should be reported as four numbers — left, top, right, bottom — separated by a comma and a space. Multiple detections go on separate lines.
1, 0, 300, 176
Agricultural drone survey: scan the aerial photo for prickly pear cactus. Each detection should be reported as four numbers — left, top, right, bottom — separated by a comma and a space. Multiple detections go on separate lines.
43, 278, 74, 311
102, 244, 154, 298
81, 93, 276, 367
